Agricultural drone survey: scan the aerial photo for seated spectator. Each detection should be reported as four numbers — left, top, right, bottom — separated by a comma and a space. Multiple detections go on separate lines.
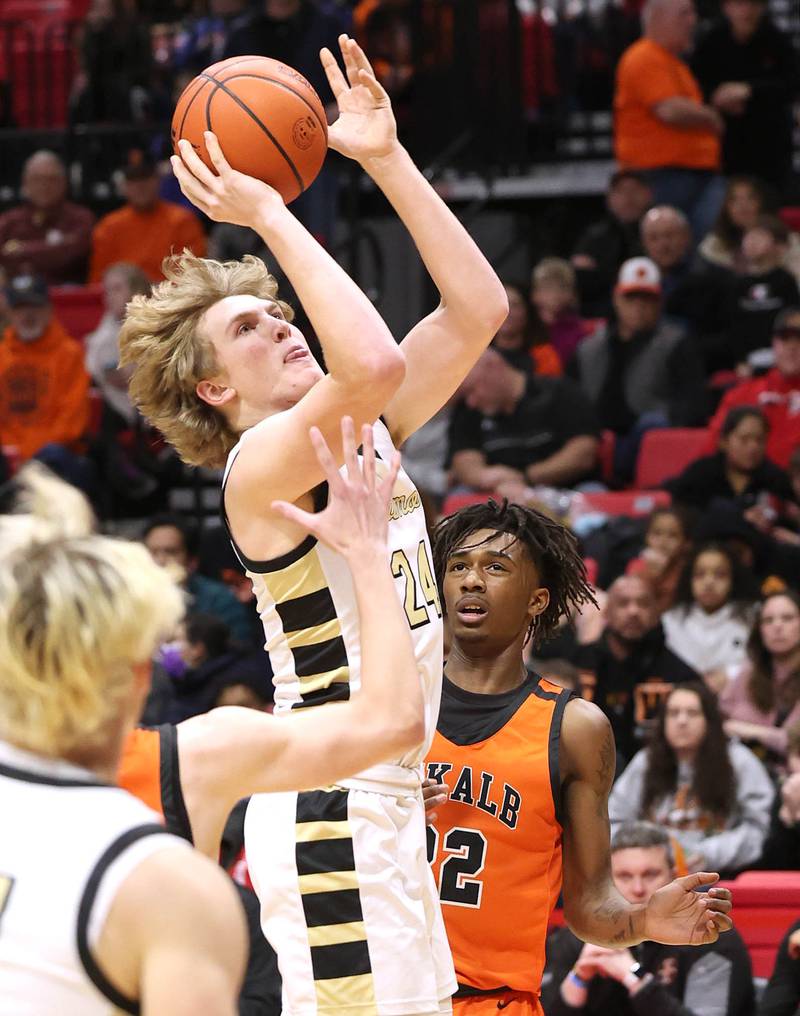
354, 0, 414, 109
0, 275, 90, 465
625, 506, 692, 613
541, 821, 754, 1016
492, 281, 561, 377
0, 151, 94, 285
530, 258, 592, 368
708, 308, 800, 469
609, 681, 774, 875
143, 513, 255, 645
571, 169, 652, 317
758, 721, 800, 869
448, 347, 600, 498
571, 575, 699, 762
89, 155, 207, 283
570, 257, 707, 483
640, 205, 732, 369
758, 918, 800, 1015
172, 0, 253, 74
728, 216, 800, 369
662, 543, 757, 677
667, 406, 794, 511
85, 262, 151, 428
698, 175, 800, 282
613, 0, 724, 239
718, 590, 800, 772
691, 0, 798, 192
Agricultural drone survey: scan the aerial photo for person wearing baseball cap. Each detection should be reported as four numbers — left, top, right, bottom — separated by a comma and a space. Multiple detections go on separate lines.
570, 256, 707, 483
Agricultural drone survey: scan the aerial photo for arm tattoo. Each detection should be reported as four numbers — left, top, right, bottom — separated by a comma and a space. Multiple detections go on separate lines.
595, 726, 616, 788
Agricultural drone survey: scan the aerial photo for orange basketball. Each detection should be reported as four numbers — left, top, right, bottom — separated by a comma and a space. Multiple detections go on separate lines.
171, 55, 328, 205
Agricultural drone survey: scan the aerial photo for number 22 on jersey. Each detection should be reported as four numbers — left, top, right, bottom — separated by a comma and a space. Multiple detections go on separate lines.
391, 540, 442, 629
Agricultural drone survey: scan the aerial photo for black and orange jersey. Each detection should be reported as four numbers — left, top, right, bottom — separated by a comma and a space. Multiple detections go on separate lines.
426, 674, 570, 996
118, 725, 193, 843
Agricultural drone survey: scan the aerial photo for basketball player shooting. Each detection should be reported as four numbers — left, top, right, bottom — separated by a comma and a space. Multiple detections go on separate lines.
120, 33, 508, 1016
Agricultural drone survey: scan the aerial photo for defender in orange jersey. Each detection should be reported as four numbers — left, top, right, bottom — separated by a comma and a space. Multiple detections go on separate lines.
425, 499, 734, 1016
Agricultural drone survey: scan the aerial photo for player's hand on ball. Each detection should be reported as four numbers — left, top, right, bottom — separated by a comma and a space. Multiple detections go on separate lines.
271, 417, 401, 561
171, 132, 284, 225
322, 35, 398, 163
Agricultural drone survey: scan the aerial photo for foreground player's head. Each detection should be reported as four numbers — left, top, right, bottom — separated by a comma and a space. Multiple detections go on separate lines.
432, 499, 596, 655
119, 251, 323, 469
0, 466, 184, 770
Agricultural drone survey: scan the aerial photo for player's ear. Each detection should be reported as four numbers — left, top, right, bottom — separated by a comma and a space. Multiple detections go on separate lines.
528, 586, 549, 621
196, 379, 236, 408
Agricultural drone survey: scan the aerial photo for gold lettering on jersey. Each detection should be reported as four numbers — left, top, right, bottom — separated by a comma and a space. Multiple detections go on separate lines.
0, 874, 14, 929
389, 491, 421, 521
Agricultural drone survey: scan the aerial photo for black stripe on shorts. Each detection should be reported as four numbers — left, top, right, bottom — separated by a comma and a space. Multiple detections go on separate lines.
310, 939, 371, 981
296, 837, 356, 876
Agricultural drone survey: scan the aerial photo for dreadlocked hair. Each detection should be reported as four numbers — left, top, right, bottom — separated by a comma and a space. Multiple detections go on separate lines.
432, 498, 597, 646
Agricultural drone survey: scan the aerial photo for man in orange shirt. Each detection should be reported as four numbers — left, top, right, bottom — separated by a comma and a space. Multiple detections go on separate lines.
614, 0, 725, 240
0, 274, 90, 468
90, 157, 207, 283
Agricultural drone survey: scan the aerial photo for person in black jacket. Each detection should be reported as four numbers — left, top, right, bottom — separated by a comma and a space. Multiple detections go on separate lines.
571, 575, 699, 763
541, 821, 754, 1016
759, 918, 800, 1016
665, 406, 794, 512
691, 0, 799, 192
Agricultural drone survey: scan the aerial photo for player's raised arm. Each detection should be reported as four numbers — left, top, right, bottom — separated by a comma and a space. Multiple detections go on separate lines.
559, 698, 733, 948
323, 35, 509, 445
174, 417, 425, 853
155, 128, 404, 512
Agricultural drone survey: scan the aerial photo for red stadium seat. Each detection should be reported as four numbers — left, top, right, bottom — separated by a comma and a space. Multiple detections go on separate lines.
716, 870, 800, 978
50, 285, 105, 342
634, 428, 710, 489
598, 429, 615, 485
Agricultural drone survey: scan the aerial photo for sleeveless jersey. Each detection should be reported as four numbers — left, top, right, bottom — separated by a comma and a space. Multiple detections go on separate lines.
0, 739, 190, 1015
118, 726, 193, 842
222, 418, 444, 771
425, 675, 571, 996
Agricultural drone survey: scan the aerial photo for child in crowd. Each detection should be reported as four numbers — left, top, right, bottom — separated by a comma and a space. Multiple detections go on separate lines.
625, 506, 691, 613
492, 280, 561, 376
730, 216, 800, 369
530, 258, 593, 367
662, 543, 757, 678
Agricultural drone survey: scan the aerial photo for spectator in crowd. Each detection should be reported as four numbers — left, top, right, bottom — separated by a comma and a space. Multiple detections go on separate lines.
570, 257, 707, 483
492, 281, 561, 377
143, 513, 255, 645
70, 0, 154, 124
0, 274, 90, 465
0, 151, 94, 285
571, 169, 652, 317
626, 506, 692, 614
667, 406, 794, 512
691, 0, 799, 192
172, 0, 253, 74
708, 307, 800, 469
698, 175, 800, 282
541, 821, 754, 1016
609, 682, 774, 875
718, 590, 800, 772
89, 155, 207, 283
530, 258, 593, 367
758, 721, 800, 869
613, 0, 724, 239
727, 216, 800, 369
448, 347, 600, 497
354, 0, 415, 117
661, 543, 757, 677
85, 262, 151, 428
639, 205, 732, 369
571, 575, 699, 763
758, 918, 800, 1016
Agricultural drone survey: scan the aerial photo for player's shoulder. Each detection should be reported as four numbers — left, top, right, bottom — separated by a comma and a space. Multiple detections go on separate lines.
560, 697, 613, 776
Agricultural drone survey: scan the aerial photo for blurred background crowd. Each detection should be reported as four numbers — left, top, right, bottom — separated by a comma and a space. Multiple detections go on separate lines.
2, 0, 800, 1009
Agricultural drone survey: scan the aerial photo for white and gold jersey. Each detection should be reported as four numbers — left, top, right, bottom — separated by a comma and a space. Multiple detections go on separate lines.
222, 418, 444, 771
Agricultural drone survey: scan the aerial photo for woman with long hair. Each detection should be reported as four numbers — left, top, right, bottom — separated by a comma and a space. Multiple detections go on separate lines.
719, 590, 800, 771
609, 682, 773, 876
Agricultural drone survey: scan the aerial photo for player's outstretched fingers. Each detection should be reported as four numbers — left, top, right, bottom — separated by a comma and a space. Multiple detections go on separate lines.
361, 424, 376, 494
308, 425, 347, 497
341, 35, 361, 89
320, 46, 348, 98
270, 498, 318, 535
177, 138, 219, 189
379, 451, 401, 502
203, 131, 232, 176
678, 871, 720, 891
341, 416, 361, 486
170, 155, 209, 209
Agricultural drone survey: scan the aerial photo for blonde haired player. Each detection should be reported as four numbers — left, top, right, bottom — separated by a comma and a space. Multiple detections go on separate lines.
0, 465, 247, 1015
119, 33, 507, 1016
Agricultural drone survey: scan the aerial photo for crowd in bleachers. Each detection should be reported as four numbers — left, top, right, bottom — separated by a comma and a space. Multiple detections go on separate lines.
1, 0, 800, 1008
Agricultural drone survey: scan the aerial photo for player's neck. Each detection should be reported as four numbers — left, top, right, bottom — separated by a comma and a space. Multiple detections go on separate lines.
445, 640, 528, 695
60, 719, 128, 783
